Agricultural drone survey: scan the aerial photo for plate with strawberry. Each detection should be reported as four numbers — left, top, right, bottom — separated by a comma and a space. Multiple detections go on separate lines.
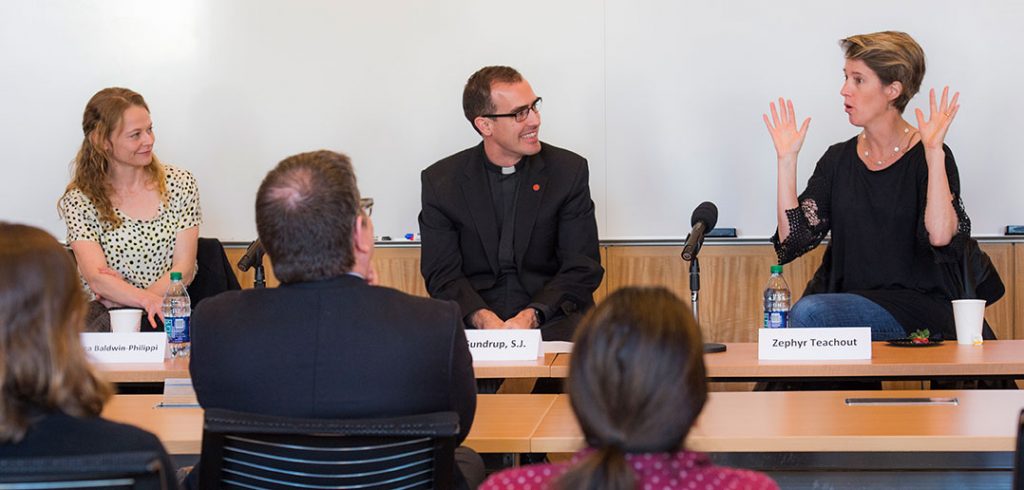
887, 329, 944, 347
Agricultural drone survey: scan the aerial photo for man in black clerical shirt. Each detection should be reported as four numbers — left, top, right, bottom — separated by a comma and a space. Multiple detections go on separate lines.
419, 66, 603, 342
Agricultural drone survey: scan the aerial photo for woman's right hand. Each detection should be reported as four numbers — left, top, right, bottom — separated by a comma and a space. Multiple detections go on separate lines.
139, 291, 164, 330
763, 98, 811, 161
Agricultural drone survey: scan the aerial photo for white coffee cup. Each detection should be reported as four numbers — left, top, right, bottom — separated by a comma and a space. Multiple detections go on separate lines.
951, 299, 986, 345
109, 308, 143, 333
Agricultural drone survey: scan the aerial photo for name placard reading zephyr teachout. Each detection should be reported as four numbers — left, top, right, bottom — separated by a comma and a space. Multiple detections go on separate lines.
80, 332, 166, 363
465, 329, 542, 361
758, 327, 872, 360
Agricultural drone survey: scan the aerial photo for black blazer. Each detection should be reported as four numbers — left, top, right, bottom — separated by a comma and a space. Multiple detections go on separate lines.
419, 142, 603, 327
0, 411, 179, 490
189, 274, 476, 444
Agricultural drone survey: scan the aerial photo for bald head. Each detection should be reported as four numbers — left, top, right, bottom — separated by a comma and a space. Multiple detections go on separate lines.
255, 150, 361, 283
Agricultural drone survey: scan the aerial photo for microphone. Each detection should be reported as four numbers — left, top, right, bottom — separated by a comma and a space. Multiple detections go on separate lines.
237, 239, 264, 272
680, 202, 718, 262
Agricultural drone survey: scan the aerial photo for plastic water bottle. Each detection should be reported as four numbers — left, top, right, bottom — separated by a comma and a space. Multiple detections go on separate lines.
763, 265, 790, 328
162, 271, 191, 358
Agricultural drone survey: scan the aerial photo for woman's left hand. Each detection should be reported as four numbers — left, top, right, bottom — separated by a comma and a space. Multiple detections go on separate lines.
915, 86, 960, 152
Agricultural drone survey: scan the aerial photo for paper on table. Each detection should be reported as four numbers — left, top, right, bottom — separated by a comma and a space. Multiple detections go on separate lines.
542, 341, 573, 354
159, 378, 199, 408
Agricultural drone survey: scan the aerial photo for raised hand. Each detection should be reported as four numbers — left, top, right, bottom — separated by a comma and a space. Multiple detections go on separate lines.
763, 98, 811, 160
915, 87, 960, 151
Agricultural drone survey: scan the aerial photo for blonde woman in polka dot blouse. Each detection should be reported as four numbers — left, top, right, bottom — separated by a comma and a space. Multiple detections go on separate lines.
58, 87, 202, 331
481, 288, 777, 490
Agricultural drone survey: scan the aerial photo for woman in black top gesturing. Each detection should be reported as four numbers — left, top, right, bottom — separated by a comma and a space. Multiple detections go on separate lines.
763, 31, 968, 340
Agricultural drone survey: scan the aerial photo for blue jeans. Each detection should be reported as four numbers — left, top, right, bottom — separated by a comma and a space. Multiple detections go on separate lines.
789, 293, 906, 341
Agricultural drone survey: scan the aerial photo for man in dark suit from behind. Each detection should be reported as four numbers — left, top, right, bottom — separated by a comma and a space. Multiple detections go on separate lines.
419, 66, 604, 344
189, 150, 483, 489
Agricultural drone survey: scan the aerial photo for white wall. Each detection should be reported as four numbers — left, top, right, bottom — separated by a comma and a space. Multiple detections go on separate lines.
1, 0, 1020, 241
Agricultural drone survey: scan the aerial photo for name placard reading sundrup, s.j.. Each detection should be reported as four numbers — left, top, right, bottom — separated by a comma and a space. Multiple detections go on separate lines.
81, 332, 167, 363
758, 327, 872, 360
465, 329, 542, 361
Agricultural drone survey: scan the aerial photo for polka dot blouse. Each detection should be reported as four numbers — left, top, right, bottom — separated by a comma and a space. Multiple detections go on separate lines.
59, 165, 202, 297
480, 449, 777, 490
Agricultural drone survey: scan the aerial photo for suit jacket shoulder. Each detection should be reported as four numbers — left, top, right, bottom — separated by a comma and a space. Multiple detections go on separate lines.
536, 142, 587, 167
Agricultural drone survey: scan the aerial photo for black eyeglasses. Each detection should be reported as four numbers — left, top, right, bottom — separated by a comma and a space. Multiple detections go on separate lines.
360, 197, 373, 217
482, 97, 542, 123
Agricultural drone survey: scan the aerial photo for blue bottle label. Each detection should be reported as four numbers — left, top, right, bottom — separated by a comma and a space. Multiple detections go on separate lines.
164, 316, 190, 342
764, 311, 788, 328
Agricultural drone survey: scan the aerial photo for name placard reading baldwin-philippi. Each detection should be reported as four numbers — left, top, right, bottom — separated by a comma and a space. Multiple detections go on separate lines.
81, 332, 166, 363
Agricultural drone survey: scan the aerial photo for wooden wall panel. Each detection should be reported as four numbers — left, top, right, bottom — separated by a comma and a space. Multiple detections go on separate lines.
603, 244, 826, 344
226, 247, 428, 297
224, 243, 1020, 340
979, 243, 1014, 340
594, 247, 608, 304
371, 247, 428, 297
1016, 244, 1024, 339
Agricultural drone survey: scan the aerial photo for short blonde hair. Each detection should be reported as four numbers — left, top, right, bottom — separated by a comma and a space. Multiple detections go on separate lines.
840, 31, 926, 113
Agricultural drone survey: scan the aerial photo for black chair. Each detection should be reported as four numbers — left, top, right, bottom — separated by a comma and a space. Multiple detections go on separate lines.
0, 451, 167, 490
1014, 408, 1024, 490
198, 408, 459, 489
188, 237, 241, 308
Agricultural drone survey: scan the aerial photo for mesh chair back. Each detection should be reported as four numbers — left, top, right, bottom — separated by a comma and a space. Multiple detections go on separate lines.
199, 408, 459, 489
0, 451, 166, 490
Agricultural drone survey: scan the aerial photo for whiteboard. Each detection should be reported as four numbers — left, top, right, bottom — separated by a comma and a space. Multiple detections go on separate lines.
1, 0, 1021, 242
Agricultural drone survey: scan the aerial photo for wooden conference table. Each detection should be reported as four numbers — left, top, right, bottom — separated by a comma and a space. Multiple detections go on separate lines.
549, 340, 1024, 382
534, 390, 1024, 487
101, 394, 559, 455
103, 390, 1024, 456
97, 353, 561, 384
98, 340, 1024, 389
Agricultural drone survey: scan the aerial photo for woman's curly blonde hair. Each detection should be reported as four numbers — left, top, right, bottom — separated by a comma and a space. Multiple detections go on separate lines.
59, 87, 166, 230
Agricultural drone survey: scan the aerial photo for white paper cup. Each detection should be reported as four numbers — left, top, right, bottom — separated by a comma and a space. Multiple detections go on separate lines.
952, 299, 986, 345
109, 308, 143, 333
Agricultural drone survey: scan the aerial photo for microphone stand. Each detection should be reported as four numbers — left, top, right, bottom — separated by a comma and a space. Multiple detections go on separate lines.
252, 248, 266, 289
689, 257, 701, 323
683, 247, 726, 354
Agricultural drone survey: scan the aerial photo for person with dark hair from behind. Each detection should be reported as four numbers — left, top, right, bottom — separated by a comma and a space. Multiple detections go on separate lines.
481, 287, 777, 490
188, 150, 483, 489
0, 223, 178, 488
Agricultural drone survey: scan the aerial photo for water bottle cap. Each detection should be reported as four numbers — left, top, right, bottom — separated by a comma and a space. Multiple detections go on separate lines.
770, 265, 783, 274
170, 271, 182, 281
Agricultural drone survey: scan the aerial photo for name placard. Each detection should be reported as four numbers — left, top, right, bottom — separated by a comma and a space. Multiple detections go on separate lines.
465, 329, 542, 361
81, 332, 166, 363
758, 327, 872, 360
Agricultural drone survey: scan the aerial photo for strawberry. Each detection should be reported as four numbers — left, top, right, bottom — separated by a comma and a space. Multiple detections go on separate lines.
909, 329, 931, 344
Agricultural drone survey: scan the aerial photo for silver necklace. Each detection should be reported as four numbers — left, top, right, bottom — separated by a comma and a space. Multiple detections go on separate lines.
861, 127, 914, 166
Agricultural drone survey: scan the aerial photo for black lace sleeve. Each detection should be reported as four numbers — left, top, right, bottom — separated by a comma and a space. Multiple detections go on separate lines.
771, 145, 840, 264
917, 144, 970, 263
